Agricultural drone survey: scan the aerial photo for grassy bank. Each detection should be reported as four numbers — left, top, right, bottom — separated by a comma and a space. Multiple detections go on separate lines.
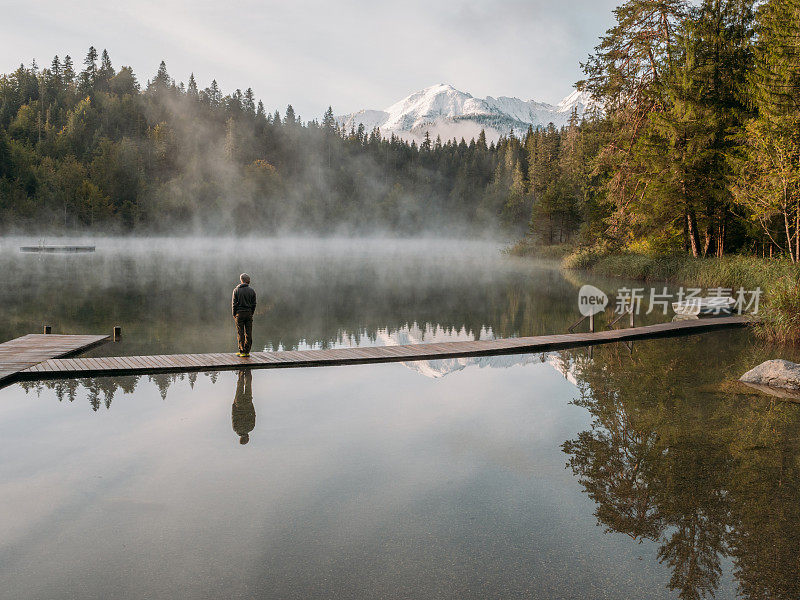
505, 239, 574, 260
561, 248, 800, 343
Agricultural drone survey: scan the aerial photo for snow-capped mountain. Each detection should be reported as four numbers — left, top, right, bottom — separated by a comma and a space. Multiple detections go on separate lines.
337, 84, 597, 144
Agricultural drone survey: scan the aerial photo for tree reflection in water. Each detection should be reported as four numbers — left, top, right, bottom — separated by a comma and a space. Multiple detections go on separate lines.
18, 371, 207, 409
562, 335, 800, 600
22, 369, 260, 446
15, 330, 800, 598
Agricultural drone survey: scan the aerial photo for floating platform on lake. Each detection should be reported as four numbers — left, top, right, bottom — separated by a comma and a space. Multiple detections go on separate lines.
0, 316, 750, 387
0, 333, 110, 386
19, 245, 96, 253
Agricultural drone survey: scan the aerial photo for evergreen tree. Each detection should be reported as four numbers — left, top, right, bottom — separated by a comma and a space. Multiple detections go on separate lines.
50, 55, 61, 79
0, 129, 11, 179
108, 66, 139, 96
421, 131, 432, 152
204, 79, 221, 107
97, 49, 114, 89
187, 73, 198, 100
150, 60, 170, 92
643, 0, 754, 256
228, 88, 243, 114
580, 0, 688, 243
78, 46, 98, 94
731, 0, 800, 261
63, 55, 75, 87
322, 106, 336, 130
477, 129, 487, 150
750, 0, 800, 116
243, 88, 256, 115
284, 104, 296, 126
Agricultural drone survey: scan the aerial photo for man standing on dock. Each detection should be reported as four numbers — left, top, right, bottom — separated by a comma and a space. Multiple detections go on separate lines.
232, 273, 257, 357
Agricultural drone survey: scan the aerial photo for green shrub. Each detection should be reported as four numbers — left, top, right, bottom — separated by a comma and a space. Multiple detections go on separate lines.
756, 276, 800, 343
562, 247, 606, 270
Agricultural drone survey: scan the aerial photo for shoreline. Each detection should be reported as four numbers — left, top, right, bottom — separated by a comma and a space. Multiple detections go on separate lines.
509, 241, 800, 344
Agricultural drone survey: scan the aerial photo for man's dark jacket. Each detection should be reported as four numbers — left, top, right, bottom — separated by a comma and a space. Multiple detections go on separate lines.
232, 283, 257, 316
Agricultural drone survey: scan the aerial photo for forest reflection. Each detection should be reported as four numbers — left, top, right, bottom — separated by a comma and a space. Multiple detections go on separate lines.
17, 330, 800, 598
562, 335, 800, 600
19, 369, 214, 410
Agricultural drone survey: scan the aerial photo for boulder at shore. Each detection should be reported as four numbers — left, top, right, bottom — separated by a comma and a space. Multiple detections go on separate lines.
740, 360, 800, 391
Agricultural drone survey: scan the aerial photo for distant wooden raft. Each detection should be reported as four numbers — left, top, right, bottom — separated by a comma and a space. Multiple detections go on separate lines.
19, 246, 96, 253
5, 316, 750, 384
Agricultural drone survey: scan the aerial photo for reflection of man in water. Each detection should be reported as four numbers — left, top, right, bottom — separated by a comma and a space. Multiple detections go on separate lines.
232, 370, 255, 445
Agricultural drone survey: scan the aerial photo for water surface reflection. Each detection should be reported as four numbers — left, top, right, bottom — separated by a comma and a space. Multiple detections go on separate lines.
562, 333, 800, 600
10, 331, 800, 599
1, 238, 580, 355
3, 238, 800, 599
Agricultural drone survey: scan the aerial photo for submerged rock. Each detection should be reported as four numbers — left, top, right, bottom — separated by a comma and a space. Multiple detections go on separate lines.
740, 360, 800, 392
740, 382, 800, 401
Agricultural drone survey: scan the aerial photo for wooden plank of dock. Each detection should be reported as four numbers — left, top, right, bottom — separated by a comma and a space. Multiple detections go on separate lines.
0, 334, 110, 386
5, 316, 750, 384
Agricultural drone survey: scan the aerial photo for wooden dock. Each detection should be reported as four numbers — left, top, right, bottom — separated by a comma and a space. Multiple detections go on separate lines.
0, 316, 750, 386
0, 334, 109, 386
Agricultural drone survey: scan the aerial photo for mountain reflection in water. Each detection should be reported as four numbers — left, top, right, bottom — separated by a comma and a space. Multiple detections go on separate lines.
5, 239, 800, 598
18, 329, 800, 599
0, 238, 580, 357
16, 323, 578, 407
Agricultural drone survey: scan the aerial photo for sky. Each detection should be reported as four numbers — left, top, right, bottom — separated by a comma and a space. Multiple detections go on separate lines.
1, 0, 619, 119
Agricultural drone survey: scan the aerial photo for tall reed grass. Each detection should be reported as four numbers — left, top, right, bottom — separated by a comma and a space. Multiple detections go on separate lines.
562, 248, 800, 343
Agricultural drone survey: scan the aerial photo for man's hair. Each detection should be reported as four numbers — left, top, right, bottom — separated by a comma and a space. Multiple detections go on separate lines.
240, 273, 251, 284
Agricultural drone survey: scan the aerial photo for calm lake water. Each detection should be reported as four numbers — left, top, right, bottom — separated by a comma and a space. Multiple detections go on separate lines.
1, 237, 799, 600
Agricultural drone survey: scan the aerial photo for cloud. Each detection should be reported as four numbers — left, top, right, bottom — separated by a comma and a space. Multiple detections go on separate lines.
0, 0, 619, 118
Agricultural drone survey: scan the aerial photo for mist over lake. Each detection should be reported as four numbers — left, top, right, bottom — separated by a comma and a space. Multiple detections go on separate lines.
0, 238, 797, 599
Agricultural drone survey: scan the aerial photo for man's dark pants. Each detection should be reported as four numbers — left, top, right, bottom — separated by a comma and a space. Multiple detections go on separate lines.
235, 310, 254, 354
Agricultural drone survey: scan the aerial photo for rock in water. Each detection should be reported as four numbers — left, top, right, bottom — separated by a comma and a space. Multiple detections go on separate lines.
740, 360, 800, 391
741, 383, 800, 401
